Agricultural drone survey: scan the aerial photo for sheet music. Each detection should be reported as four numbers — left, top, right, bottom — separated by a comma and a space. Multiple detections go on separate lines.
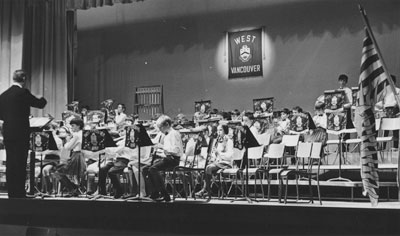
29, 117, 53, 128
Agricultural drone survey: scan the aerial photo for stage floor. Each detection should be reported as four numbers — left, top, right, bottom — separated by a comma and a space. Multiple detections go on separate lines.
0, 194, 399, 235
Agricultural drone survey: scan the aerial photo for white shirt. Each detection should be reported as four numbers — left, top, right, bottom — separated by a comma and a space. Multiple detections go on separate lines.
115, 112, 127, 126
64, 130, 82, 152
313, 114, 327, 129
163, 128, 183, 157
12, 82, 22, 88
384, 87, 400, 108
340, 87, 353, 108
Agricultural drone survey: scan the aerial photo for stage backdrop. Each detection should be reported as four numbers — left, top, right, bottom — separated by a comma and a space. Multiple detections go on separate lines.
75, 0, 400, 117
228, 28, 263, 79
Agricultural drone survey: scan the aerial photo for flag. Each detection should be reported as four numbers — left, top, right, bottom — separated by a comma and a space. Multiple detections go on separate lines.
356, 28, 390, 205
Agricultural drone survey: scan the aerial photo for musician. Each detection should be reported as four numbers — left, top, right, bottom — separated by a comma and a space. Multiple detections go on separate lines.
375, 75, 400, 149
54, 118, 85, 197
292, 106, 303, 116
306, 102, 328, 145
271, 108, 291, 144
0, 70, 47, 198
242, 112, 258, 137
195, 124, 233, 201
96, 128, 138, 198
115, 103, 127, 126
231, 109, 241, 121
35, 125, 66, 194
126, 129, 154, 198
147, 115, 183, 202
338, 74, 353, 110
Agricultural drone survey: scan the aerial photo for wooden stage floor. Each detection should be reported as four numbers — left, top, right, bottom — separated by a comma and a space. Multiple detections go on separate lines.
0, 194, 399, 235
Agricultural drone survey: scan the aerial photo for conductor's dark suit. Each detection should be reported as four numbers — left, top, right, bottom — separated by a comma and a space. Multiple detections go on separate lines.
0, 85, 46, 198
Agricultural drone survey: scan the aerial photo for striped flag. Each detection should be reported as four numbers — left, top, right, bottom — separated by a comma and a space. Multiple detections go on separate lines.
356, 28, 390, 206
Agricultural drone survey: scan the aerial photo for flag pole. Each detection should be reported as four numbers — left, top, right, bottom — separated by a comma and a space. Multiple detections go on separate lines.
359, 4, 400, 200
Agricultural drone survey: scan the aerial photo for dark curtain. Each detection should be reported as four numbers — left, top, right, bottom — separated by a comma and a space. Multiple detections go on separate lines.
67, 10, 78, 103
23, 0, 68, 118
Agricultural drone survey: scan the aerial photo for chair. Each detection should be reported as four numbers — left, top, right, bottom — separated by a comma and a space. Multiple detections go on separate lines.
219, 148, 246, 199
256, 133, 271, 146
172, 146, 210, 200
282, 142, 323, 204
241, 145, 267, 200
376, 117, 400, 162
280, 142, 312, 203
309, 142, 323, 205
263, 143, 286, 201
281, 135, 300, 164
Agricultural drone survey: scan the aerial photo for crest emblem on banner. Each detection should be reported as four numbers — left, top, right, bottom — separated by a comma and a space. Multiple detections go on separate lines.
239, 45, 251, 62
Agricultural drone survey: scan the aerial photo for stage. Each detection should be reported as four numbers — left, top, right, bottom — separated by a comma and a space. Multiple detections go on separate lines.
0, 194, 399, 235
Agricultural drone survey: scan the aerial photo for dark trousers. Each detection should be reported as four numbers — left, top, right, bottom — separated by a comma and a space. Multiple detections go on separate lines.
147, 155, 179, 194
4, 140, 29, 198
98, 158, 128, 195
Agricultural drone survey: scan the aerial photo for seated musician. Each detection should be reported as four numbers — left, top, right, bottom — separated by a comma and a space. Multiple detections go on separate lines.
85, 121, 112, 194
54, 118, 86, 197
271, 108, 291, 143
375, 74, 400, 149
97, 128, 137, 198
195, 124, 233, 201
126, 131, 153, 198
114, 103, 127, 127
147, 115, 183, 202
38, 125, 68, 194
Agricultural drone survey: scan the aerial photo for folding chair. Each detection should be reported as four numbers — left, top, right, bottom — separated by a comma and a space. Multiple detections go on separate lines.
263, 143, 286, 201
281, 135, 300, 164
242, 145, 268, 200
376, 117, 400, 162
219, 148, 246, 199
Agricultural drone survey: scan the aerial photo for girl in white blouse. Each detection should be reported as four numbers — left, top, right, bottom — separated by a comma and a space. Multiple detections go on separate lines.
196, 124, 233, 201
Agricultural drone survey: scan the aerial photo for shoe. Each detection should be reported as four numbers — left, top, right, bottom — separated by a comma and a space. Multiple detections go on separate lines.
150, 192, 160, 200
195, 189, 207, 198
114, 191, 123, 199
163, 193, 171, 202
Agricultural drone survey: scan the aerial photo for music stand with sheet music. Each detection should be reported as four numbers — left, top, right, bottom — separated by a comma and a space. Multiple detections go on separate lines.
124, 124, 154, 201
31, 131, 58, 198
28, 117, 54, 196
326, 112, 352, 182
231, 125, 260, 203
82, 128, 117, 200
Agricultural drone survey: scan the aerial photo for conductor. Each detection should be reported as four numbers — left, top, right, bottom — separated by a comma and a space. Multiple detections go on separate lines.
0, 70, 47, 198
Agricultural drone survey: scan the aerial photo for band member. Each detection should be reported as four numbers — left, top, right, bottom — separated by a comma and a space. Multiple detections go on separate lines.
147, 115, 183, 202
98, 128, 136, 198
115, 103, 127, 126
271, 108, 291, 144
195, 124, 233, 201
54, 118, 85, 197
0, 70, 47, 198
376, 75, 400, 149
338, 74, 353, 110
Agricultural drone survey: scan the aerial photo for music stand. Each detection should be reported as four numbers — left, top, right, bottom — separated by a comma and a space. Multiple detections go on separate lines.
326, 112, 351, 182
231, 125, 260, 203
82, 128, 117, 200
125, 124, 154, 201
28, 117, 54, 197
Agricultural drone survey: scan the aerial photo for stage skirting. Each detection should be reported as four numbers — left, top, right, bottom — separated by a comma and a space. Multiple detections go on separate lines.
0, 197, 399, 235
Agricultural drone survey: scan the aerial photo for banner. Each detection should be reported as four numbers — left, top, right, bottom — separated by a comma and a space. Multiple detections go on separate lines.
228, 28, 263, 79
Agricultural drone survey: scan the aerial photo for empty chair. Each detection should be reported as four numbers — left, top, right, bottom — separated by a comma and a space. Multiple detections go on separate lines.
263, 143, 286, 201
280, 142, 312, 203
